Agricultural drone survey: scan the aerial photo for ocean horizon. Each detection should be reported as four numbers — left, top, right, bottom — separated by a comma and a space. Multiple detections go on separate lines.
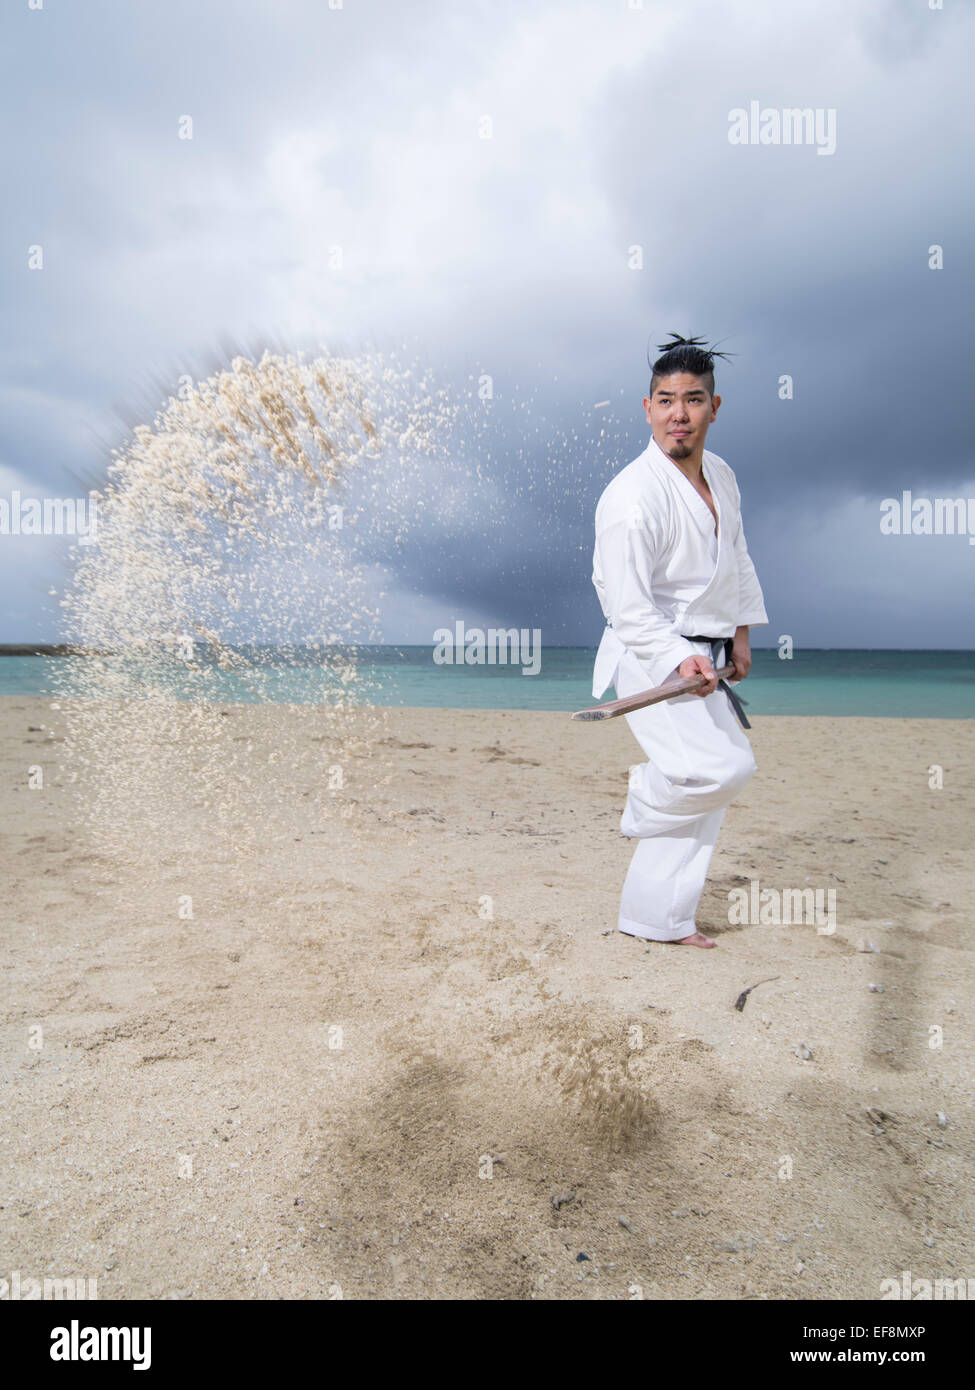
0, 645, 972, 717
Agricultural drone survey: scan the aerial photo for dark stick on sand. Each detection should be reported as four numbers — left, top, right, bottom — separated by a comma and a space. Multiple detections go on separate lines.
733, 977, 781, 1012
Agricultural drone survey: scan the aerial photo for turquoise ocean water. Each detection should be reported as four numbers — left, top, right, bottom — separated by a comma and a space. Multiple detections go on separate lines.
0, 647, 973, 717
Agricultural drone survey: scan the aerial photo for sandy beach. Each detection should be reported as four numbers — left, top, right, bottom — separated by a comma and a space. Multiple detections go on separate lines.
2, 695, 972, 1300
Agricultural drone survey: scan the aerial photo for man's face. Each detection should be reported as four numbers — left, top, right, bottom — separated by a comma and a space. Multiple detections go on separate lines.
643, 372, 720, 462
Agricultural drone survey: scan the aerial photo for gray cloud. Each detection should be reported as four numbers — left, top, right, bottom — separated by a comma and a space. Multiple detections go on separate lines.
1, 0, 972, 645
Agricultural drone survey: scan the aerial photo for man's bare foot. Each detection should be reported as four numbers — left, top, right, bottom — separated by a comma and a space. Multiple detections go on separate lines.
674, 931, 716, 949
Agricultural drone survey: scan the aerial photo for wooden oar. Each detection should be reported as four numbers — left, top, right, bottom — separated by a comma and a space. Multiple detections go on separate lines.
572, 664, 737, 721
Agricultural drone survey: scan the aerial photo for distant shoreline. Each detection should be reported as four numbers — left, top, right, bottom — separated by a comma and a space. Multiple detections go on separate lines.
0, 644, 86, 656
1, 643, 973, 656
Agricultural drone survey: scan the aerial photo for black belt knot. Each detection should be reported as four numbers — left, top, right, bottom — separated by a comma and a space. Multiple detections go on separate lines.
681, 634, 751, 730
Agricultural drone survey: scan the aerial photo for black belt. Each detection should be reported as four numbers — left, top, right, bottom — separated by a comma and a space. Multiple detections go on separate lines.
682, 634, 751, 730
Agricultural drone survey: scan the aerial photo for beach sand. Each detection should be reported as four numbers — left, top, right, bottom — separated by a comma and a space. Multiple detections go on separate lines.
1, 695, 972, 1300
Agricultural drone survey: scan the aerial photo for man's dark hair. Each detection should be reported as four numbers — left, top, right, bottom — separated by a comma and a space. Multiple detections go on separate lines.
648, 333, 733, 398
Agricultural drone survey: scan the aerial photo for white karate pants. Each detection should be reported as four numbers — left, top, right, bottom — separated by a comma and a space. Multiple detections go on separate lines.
612, 640, 756, 941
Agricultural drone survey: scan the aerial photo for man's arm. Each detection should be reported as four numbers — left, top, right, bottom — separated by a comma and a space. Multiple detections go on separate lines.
594, 513, 698, 687
733, 512, 768, 631
729, 473, 767, 688
729, 624, 751, 682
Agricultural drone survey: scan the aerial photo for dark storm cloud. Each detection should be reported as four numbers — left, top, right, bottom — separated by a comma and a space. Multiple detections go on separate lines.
1, 0, 972, 645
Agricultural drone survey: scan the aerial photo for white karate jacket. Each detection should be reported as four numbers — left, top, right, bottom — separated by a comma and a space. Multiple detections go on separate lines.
592, 436, 768, 697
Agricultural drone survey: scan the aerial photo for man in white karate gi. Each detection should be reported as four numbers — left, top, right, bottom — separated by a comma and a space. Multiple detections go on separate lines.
591, 334, 768, 949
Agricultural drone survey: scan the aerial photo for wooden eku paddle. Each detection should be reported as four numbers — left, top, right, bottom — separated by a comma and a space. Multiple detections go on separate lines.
571, 664, 737, 722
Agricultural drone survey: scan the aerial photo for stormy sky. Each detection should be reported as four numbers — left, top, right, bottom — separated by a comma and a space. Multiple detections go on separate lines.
1, 0, 972, 648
